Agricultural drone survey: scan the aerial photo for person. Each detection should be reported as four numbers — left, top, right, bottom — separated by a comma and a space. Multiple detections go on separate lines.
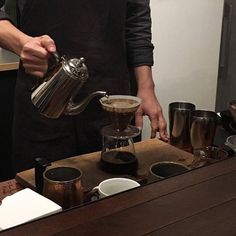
0, 0, 168, 174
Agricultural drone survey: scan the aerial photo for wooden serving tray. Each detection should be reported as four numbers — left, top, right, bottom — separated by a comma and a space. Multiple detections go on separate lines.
16, 139, 194, 192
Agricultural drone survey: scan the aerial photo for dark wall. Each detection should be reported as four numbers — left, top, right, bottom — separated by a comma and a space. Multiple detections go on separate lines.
0, 70, 16, 181
216, 0, 236, 111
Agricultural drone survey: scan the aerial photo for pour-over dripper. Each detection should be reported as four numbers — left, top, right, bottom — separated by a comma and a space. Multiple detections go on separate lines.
99, 95, 142, 174
100, 95, 141, 135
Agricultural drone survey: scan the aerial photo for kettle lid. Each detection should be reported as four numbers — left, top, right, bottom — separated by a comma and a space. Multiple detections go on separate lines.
62, 57, 88, 81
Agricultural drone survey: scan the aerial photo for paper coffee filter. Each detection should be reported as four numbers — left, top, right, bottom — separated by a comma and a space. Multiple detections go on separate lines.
100, 95, 141, 113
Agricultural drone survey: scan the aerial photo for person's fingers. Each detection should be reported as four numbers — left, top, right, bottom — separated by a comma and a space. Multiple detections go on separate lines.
21, 42, 48, 59
20, 35, 56, 78
147, 111, 169, 140
135, 110, 143, 131
40, 35, 56, 53
22, 52, 49, 77
23, 63, 48, 78
158, 117, 169, 142
21, 35, 56, 60
159, 129, 169, 142
24, 70, 45, 78
21, 54, 48, 65
149, 115, 158, 138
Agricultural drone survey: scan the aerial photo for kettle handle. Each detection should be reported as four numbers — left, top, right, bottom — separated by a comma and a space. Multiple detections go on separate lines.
51, 51, 61, 63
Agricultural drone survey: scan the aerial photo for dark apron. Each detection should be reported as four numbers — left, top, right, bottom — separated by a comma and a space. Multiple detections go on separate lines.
13, 0, 131, 172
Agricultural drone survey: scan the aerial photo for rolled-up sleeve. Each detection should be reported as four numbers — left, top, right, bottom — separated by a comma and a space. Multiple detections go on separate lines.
126, 0, 154, 68
0, 0, 13, 22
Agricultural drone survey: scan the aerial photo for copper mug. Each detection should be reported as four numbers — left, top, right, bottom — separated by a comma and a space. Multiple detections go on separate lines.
43, 166, 83, 209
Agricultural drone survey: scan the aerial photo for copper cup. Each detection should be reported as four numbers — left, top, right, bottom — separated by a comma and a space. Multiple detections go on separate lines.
43, 166, 83, 209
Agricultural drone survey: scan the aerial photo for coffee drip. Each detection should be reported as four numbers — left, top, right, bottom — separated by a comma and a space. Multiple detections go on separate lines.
99, 95, 141, 174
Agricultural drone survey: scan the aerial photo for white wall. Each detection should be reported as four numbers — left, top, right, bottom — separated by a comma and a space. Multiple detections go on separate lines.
142, 0, 224, 139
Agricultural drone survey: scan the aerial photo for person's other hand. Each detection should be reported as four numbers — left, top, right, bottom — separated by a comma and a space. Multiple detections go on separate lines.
20, 35, 56, 78
135, 89, 168, 141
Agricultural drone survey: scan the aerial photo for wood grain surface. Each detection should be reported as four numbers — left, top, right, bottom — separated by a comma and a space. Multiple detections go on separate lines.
15, 139, 194, 192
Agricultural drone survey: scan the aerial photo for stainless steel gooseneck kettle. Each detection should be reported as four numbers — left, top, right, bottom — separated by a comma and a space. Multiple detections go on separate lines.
31, 52, 107, 119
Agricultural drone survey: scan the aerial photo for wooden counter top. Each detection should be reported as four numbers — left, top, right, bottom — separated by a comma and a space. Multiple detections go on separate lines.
2, 156, 236, 235
15, 139, 194, 192
0, 48, 19, 72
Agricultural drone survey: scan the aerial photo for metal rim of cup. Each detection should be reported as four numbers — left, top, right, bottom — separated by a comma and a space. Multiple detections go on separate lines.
194, 146, 228, 159
191, 109, 218, 119
169, 101, 196, 110
43, 166, 82, 184
149, 161, 190, 179
98, 177, 140, 196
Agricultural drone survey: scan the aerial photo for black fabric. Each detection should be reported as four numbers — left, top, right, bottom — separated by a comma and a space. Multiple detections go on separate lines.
0, 0, 154, 173
0, 0, 14, 23
126, 0, 154, 67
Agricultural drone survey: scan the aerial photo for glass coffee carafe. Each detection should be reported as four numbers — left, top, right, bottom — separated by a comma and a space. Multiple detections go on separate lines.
99, 95, 141, 174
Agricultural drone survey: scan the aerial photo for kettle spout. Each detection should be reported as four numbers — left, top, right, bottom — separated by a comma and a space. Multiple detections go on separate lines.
65, 91, 108, 115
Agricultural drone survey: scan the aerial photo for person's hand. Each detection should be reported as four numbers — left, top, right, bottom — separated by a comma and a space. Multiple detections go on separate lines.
135, 89, 168, 141
20, 35, 56, 78
133, 66, 168, 141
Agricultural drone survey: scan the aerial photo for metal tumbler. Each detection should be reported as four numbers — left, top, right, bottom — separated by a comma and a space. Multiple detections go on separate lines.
190, 110, 218, 150
169, 102, 196, 150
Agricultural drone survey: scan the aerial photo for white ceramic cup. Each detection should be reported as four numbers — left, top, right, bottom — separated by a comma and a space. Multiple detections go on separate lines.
94, 178, 140, 198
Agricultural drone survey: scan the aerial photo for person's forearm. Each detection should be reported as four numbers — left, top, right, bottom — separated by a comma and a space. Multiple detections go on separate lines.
0, 20, 31, 55
133, 66, 155, 93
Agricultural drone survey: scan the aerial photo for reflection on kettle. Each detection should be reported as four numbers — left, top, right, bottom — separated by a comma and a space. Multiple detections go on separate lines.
31, 52, 107, 119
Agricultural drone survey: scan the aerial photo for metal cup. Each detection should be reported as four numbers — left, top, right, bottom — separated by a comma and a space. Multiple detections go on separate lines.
192, 146, 228, 168
169, 102, 196, 150
43, 166, 83, 209
190, 110, 218, 150
149, 161, 190, 181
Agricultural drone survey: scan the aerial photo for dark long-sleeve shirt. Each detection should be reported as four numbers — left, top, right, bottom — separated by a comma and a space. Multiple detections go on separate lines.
0, 0, 154, 67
